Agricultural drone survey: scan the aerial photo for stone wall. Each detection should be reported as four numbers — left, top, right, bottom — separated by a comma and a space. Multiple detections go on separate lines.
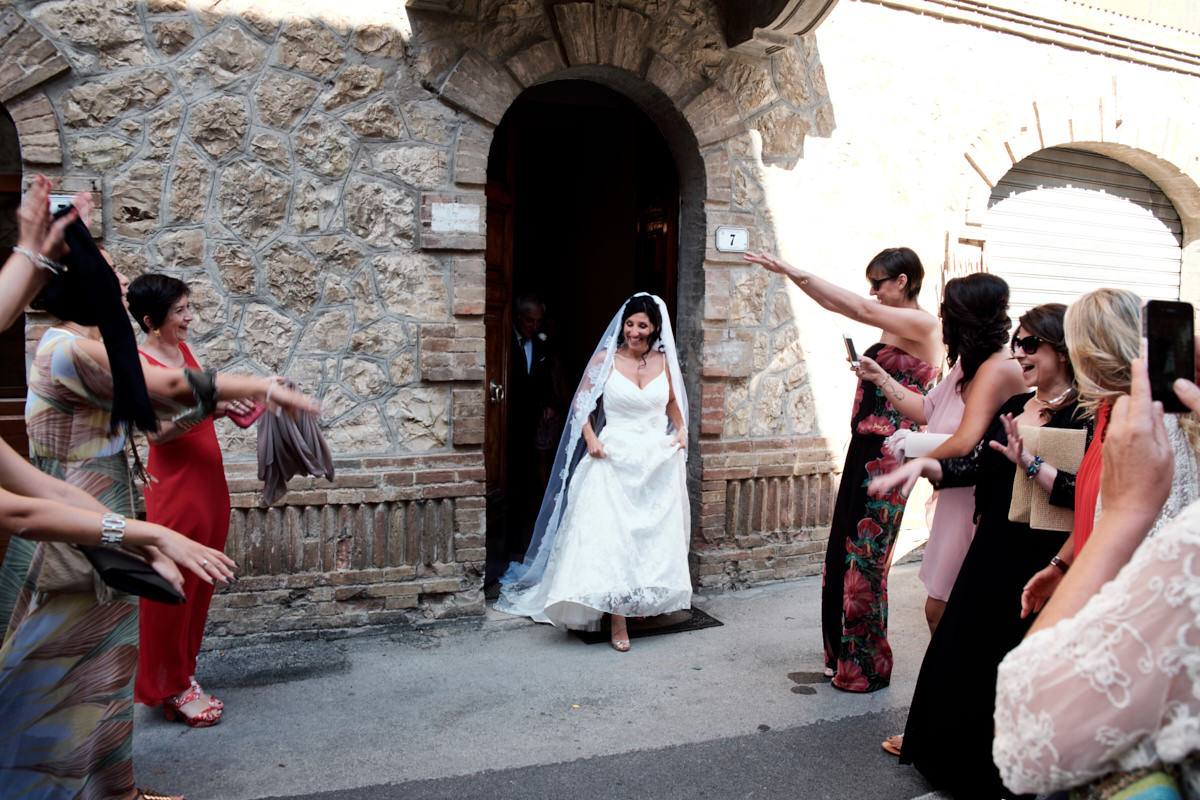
4, 0, 1200, 637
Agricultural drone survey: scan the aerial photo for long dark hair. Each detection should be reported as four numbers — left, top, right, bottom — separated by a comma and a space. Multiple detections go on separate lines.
617, 295, 662, 357
940, 272, 1011, 392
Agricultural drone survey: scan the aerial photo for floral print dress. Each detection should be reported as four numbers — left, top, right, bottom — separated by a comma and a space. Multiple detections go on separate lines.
821, 342, 938, 692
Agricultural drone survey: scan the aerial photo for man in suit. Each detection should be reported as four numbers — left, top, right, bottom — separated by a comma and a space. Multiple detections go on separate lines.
505, 294, 564, 565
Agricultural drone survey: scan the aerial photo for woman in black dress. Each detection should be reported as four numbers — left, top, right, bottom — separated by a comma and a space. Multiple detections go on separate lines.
868, 303, 1091, 798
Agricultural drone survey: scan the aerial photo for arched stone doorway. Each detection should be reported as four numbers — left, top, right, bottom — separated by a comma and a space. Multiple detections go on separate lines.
0, 104, 24, 460
482, 75, 703, 584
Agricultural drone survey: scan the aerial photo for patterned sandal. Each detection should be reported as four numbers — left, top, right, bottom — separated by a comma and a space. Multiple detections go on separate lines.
135, 789, 186, 800
163, 683, 222, 728
190, 678, 223, 711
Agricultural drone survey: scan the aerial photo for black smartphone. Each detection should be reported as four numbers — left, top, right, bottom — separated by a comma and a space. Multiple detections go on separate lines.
1143, 299, 1195, 413
843, 334, 859, 367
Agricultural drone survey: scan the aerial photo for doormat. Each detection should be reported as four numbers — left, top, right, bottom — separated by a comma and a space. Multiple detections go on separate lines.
573, 606, 723, 645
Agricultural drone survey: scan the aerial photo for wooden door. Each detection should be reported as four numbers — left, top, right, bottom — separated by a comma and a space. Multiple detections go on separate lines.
484, 178, 514, 583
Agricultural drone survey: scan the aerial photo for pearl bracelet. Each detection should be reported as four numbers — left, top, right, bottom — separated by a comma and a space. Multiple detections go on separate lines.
12, 245, 66, 275
99, 513, 126, 548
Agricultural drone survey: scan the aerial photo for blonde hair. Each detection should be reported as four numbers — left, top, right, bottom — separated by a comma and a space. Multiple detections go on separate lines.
1064, 288, 1142, 417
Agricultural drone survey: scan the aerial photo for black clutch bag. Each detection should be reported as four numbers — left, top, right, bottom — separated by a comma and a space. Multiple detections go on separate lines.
82, 546, 187, 605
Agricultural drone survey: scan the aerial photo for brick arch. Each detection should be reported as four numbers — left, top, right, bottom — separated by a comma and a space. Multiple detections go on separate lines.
950, 95, 1200, 302
0, 8, 70, 167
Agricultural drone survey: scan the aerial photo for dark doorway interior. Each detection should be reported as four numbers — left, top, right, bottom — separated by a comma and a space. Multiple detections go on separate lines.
484, 80, 680, 585
0, 105, 21, 566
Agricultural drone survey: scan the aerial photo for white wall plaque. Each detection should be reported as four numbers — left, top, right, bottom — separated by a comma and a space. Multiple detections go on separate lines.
431, 202, 481, 233
715, 226, 749, 252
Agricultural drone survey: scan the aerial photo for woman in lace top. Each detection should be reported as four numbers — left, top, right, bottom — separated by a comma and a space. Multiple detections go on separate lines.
994, 359, 1200, 798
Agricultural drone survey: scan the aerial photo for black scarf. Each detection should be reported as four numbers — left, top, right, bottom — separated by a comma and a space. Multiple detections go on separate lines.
35, 216, 157, 433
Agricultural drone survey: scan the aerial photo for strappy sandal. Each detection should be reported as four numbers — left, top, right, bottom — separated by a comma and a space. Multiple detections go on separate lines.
163, 683, 222, 728
190, 678, 223, 711
610, 618, 631, 652
881, 734, 903, 756
135, 789, 186, 800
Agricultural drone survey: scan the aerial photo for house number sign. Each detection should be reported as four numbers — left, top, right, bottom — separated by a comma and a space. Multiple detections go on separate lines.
714, 226, 749, 252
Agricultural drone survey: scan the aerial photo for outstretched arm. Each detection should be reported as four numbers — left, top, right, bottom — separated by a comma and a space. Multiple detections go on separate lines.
744, 249, 939, 343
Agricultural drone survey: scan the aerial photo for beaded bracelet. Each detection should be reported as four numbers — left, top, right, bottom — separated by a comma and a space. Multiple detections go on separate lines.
100, 513, 126, 548
1026, 455, 1044, 479
12, 245, 66, 275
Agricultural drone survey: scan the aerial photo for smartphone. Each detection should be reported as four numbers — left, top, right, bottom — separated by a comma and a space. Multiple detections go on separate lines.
843, 334, 860, 368
1143, 299, 1195, 413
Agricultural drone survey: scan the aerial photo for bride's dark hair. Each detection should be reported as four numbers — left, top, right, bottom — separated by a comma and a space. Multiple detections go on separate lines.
617, 295, 662, 357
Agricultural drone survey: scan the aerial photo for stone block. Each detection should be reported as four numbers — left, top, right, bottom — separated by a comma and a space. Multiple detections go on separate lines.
440, 50, 520, 126
506, 40, 565, 87
599, 8, 649, 74
646, 54, 702, 108
554, 3, 596, 65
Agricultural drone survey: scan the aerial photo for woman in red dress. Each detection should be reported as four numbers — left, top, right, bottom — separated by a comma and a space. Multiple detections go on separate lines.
129, 275, 256, 727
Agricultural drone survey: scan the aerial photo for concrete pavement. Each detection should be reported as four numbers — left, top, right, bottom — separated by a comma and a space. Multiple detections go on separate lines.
133, 552, 942, 800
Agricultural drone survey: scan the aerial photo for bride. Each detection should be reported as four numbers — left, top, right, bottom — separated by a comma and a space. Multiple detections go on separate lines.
495, 293, 692, 651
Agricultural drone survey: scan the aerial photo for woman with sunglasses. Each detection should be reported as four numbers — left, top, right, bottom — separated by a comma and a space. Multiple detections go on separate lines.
865, 303, 1091, 798
745, 246, 941, 692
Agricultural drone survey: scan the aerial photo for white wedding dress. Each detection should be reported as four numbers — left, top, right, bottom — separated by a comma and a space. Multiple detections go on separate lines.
495, 367, 692, 631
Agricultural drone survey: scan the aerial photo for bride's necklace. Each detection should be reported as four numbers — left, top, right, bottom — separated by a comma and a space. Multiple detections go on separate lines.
1034, 385, 1073, 405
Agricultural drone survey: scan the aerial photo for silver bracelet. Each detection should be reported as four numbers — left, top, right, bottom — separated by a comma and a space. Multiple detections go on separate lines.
99, 513, 126, 548
12, 245, 66, 275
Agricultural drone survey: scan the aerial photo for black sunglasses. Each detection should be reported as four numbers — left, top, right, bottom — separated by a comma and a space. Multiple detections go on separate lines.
868, 275, 893, 291
1011, 333, 1044, 355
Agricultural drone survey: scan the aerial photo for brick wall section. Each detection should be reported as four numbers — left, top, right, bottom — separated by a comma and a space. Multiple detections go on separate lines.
699, 382, 724, 435
208, 454, 486, 637
451, 388, 484, 446
694, 437, 840, 590
419, 322, 485, 382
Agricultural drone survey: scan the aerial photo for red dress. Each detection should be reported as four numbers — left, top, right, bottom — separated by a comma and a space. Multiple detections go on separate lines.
134, 343, 231, 705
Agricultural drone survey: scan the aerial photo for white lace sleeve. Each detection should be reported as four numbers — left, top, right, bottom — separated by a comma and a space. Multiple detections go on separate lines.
1094, 415, 1200, 538
993, 500, 1200, 796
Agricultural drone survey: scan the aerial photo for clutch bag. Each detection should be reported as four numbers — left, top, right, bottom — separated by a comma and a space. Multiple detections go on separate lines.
82, 546, 186, 605
1008, 425, 1087, 532
227, 401, 266, 428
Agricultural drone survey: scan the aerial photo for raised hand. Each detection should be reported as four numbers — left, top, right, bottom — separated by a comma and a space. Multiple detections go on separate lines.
988, 413, 1024, 466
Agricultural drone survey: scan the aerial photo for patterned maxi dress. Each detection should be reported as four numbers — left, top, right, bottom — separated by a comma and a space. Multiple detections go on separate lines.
0, 328, 143, 799
821, 342, 938, 692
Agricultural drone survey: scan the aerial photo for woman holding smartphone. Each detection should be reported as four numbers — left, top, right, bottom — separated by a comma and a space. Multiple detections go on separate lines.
745, 247, 941, 692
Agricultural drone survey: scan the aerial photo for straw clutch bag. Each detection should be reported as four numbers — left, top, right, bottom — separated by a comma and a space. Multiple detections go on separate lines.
1008, 425, 1087, 532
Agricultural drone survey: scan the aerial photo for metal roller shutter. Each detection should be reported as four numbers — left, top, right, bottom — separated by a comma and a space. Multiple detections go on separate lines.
984, 147, 1182, 322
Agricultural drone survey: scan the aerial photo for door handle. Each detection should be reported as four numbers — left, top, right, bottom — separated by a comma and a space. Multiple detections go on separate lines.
489, 380, 505, 404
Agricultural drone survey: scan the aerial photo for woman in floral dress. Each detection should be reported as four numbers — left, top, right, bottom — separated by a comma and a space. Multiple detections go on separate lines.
745, 246, 941, 692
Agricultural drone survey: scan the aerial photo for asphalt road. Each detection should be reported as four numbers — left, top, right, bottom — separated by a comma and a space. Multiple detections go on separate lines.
134, 559, 946, 800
